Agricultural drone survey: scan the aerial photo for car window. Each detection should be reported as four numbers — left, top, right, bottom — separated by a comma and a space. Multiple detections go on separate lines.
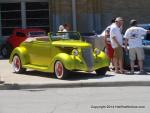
50, 32, 81, 41
16, 32, 26, 37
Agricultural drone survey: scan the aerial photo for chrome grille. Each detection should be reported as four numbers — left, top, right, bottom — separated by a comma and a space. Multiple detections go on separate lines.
81, 48, 94, 71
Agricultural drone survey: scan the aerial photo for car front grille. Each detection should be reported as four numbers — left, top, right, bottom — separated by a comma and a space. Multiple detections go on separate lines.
81, 48, 94, 71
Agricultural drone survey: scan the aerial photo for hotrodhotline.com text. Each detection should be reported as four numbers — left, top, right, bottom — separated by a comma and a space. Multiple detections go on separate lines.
91, 105, 145, 109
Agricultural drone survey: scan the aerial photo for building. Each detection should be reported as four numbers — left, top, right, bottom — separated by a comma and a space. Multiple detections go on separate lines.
0, 0, 150, 38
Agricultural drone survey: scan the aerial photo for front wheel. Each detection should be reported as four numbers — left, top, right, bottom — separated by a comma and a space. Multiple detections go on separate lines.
96, 67, 109, 76
12, 55, 26, 73
54, 61, 69, 79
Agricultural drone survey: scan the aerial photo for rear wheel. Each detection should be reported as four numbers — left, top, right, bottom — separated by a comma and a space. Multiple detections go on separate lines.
96, 67, 109, 76
54, 61, 69, 79
12, 55, 26, 73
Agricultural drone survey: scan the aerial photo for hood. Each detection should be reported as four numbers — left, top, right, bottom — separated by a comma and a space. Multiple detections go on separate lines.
52, 40, 91, 48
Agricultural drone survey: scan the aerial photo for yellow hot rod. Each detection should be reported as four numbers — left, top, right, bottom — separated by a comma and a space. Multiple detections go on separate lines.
9, 32, 109, 79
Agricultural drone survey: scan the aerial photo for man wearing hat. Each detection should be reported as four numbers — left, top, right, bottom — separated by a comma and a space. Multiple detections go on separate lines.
124, 19, 150, 74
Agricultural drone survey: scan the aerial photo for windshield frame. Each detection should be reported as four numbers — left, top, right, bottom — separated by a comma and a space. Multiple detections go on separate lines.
49, 32, 81, 41
28, 31, 46, 37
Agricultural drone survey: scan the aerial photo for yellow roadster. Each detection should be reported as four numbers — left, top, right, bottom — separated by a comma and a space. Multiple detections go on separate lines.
9, 32, 109, 79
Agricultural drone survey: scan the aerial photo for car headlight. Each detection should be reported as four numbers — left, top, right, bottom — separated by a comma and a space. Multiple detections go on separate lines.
94, 48, 100, 55
72, 49, 79, 56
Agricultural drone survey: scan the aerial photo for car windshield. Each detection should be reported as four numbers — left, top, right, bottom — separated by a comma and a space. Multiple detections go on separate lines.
50, 32, 81, 41
28, 31, 46, 37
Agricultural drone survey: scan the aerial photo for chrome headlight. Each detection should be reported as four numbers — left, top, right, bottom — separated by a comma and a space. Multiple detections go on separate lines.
94, 48, 100, 55
72, 49, 79, 56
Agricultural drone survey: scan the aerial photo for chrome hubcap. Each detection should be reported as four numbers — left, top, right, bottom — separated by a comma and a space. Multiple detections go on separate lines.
55, 61, 63, 78
12, 56, 21, 72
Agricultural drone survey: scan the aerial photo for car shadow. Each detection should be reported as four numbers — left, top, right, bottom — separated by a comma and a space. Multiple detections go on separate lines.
17, 70, 52, 78
65, 71, 114, 81
18, 70, 114, 81
14, 70, 150, 82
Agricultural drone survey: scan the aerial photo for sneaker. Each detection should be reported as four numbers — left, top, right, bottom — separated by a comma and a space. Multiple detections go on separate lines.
120, 71, 125, 74
126, 71, 134, 75
130, 71, 134, 75
138, 71, 147, 75
115, 71, 124, 74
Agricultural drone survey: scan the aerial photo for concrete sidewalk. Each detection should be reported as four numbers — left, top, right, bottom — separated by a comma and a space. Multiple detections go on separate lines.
0, 59, 150, 90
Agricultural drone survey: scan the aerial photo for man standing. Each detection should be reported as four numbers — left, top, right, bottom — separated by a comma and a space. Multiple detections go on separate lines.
110, 17, 124, 74
124, 19, 150, 74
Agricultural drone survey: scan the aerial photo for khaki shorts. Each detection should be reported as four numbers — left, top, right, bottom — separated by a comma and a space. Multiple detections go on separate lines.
113, 47, 123, 59
129, 47, 144, 61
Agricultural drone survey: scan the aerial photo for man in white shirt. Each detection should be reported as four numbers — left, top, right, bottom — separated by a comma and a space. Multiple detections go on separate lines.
110, 17, 124, 74
124, 19, 150, 74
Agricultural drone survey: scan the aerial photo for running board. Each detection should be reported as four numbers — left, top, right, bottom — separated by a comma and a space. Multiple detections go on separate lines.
23, 64, 49, 72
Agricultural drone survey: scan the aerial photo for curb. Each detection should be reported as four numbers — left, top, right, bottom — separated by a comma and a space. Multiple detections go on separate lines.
0, 81, 150, 90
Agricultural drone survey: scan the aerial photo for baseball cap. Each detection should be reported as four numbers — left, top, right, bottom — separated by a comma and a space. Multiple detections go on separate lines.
130, 19, 137, 26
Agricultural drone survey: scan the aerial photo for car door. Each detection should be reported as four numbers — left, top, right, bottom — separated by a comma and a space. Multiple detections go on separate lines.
27, 40, 52, 66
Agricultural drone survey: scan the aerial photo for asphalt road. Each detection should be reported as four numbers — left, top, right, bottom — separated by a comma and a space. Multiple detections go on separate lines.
0, 87, 150, 113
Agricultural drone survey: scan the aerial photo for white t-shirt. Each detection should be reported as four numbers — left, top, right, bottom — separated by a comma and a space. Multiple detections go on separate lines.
110, 23, 123, 48
124, 26, 147, 48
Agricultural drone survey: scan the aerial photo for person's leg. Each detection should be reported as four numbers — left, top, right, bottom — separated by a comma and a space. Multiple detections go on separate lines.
130, 60, 135, 73
118, 47, 124, 73
110, 45, 114, 69
114, 57, 119, 73
110, 58, 115, 70
113, 48, 119, 73
129, 48, 136, 73
119, 57, 123, 73
138, 60, 144, 72
108, 44, 114, 70
136, 48, 145, 72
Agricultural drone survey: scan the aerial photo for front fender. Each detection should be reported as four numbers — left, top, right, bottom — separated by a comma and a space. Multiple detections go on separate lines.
95, 51, 110, 67
9, 47, 29, 65
49, 53, 74, 72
